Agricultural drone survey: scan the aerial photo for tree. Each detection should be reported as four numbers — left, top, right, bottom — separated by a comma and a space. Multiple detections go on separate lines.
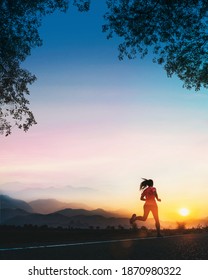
176, 221, 186, 231
1, 0, 207, 135
103, 0, 208, 91
0, 0, 90, 136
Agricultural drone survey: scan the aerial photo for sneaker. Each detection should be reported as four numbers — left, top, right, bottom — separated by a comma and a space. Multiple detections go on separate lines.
130, 214, 137, 225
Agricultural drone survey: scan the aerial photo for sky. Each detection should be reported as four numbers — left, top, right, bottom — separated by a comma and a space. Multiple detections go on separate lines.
0, 1, 208, 224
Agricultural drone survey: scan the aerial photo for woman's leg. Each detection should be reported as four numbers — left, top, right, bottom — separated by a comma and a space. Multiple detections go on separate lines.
136, 204, 150, 221
151, 205, 161, 236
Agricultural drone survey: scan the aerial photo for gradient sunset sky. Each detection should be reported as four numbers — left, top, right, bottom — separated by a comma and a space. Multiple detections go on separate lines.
0, 1, 208, 223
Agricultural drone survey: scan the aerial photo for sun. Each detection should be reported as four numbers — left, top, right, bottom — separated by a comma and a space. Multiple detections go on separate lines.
179, 208, 190, 217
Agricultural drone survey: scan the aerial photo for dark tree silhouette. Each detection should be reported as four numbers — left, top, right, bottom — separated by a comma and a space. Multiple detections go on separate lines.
1, 0, 207, 135
103, 0, 208, 91
0, 0, 90, 136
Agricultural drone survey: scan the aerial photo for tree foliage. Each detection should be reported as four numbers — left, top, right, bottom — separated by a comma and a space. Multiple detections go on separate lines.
0, 0, 90, 136
1, 0, 207, 136
103, 0, 208, 91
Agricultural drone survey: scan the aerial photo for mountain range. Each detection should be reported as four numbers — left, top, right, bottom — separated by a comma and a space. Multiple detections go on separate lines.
29, 199, 91, 214
0, 195, 207, 229
0, 195, 33, 213
0, 183, 100, 203
0, 195, 130, 229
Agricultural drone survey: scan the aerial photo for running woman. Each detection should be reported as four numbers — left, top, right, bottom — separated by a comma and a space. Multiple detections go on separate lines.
130, 178, 162, 237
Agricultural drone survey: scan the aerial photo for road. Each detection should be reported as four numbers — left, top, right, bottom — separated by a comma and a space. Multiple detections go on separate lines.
0, 233, 207, 260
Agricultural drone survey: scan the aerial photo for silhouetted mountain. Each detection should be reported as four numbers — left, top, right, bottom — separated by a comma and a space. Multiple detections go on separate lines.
0, 183, 99, 201
91, 208, 124, 217
111, 208, 130, 217
65, 215, 129, 229
0, 195, 33, 212
0, 208, 30, 224
4, 212, 130, 229
5, 213, 70, 228
55, 208, 122, 218
0, 195, 128, 228
0, 195, 127, 228
29, 199, 90, 214
1, 195, 208, 229
3, 209, 208, 229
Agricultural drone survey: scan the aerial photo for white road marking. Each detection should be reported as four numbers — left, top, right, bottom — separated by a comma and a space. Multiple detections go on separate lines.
0, 234, 185, 252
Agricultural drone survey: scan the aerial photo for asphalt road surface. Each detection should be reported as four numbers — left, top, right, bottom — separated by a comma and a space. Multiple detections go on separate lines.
0, 233, 207, 260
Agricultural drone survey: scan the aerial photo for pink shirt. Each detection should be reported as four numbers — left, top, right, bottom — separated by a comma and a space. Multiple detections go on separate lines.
142, 187, 157, 205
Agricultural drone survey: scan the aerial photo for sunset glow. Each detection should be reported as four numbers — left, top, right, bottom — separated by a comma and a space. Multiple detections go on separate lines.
179, 208, 190, 217
0, 2, 208, 229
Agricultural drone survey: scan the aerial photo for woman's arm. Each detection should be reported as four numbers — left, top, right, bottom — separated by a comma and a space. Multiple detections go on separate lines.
140, 193, 146, 201
155, 191, 161, 202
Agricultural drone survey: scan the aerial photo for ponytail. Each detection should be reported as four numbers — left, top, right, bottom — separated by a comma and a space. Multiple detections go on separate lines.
140, 178, 153, 190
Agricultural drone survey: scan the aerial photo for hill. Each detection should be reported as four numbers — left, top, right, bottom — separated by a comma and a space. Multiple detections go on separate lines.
0, 208, 29, 224
1, 195, 208, 229
55, 208, 123, 218
4, 213, 71, 228
0, 195, 129, 229
0, 195, 33, 212
29, 199, 90, 214
4, 212, 130, 229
